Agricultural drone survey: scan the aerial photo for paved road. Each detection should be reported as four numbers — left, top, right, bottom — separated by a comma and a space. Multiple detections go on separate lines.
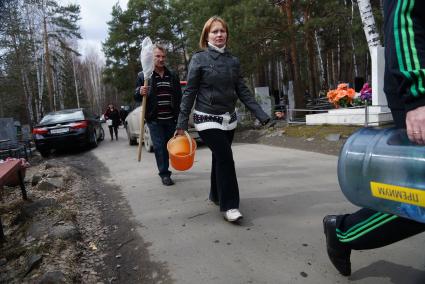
93, 127, 424, 284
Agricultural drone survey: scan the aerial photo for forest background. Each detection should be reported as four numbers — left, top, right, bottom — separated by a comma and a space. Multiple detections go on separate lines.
0, 0, 384, 127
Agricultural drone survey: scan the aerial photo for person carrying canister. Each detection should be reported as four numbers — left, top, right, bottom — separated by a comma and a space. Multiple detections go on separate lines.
323, 0, 425, 276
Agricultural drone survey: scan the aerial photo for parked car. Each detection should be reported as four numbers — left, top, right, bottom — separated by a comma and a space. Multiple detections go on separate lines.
32, 108, 104, 157
125, 107, 153, 151
99, 114, 106, 123
126, 81, 199, 152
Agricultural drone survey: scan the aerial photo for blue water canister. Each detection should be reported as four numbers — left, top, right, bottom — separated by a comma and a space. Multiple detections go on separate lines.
338, 127, 425, 223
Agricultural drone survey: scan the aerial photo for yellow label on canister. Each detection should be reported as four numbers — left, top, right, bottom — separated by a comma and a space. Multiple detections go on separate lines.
370, 181, 425, 207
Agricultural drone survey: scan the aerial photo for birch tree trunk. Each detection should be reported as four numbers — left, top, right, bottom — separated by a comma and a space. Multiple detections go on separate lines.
10, 31, 34, 127
22, 72, 34, 126
72, 56, 80, 108
27, 3, 44, 122
315, 31, 326, 87
86, 56, 103, 113
55, 59, 65, 110
36, 55, 45, 120
350, 0, 359, 77
357, 0, 382, 52
43, 15, 55, 111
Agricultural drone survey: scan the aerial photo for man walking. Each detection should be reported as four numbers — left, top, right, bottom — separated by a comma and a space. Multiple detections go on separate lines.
134, 44, 182, 186
323, 0, 425, 276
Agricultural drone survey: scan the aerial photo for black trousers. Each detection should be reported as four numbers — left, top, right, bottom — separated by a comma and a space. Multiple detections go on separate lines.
198, 129, 239, 212
336, 208, 425, 250
108, 125, 118, 139
336, 0, 425, 250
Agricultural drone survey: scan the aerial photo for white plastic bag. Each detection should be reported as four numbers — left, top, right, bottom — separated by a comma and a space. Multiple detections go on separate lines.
140, 37, 154, 79
106, 119, 113, 126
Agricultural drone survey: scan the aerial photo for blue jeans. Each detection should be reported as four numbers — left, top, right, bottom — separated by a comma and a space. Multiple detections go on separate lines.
147, 120, 176, 178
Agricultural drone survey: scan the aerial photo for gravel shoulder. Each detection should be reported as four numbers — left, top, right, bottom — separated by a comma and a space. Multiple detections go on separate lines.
0, 150, 171, 283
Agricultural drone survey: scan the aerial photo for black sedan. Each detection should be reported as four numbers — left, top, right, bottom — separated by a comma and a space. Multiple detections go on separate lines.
32, 108, 104, 157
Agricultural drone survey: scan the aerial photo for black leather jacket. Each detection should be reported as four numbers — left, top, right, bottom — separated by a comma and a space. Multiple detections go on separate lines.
177, 47, 270, 130
134, 67, 182, 122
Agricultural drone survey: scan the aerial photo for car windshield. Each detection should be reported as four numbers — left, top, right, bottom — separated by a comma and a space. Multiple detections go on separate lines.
40, 109, 84, 124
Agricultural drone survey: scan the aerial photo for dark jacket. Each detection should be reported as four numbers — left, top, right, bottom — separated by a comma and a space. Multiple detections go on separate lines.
383, 0, 425, 117
104, 108, 120, 127
134, 67, 182, 122
177, 47, 269, 130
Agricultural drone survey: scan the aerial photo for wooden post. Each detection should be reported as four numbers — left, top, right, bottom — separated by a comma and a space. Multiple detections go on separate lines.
137, 80, 148, 162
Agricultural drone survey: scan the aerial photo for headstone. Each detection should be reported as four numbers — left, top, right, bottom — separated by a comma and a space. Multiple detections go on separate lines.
254, 87, 272, 117
21, 124, 31, 141
0, 118, 16, 142
287, 81, 295, 121
305, 46, 392, 125
371, 46, 388, 107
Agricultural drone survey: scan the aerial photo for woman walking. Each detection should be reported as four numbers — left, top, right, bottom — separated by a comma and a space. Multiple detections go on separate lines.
176, 16, 271, 222
104, 104, 120, 141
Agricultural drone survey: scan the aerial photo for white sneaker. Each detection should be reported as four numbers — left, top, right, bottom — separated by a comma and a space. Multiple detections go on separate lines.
223, 209, 243, 222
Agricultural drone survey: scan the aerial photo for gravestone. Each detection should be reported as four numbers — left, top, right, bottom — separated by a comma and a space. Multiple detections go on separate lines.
306, 46, 392, 125
21, 125, 31, 141
371, 46, 389, 108
0, 118, 28, 160
0, 118, 16, 142
287, 82, 295, 121
254, 87, 272, 117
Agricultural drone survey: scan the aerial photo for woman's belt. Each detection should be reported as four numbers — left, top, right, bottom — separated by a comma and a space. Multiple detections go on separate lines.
193, 112, 237, 125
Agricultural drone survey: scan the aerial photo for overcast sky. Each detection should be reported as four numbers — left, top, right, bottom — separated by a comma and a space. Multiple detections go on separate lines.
60, 0, 129, 60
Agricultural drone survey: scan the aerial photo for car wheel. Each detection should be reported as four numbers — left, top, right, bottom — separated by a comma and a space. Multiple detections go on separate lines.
126, 127, 137, 145
98, 127, 105, 141
144, 126, 154, 152
39, 149, 50, 158
91, 131, 98, 148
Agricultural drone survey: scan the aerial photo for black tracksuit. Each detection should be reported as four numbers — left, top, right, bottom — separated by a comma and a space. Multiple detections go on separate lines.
336, 0, 425, 250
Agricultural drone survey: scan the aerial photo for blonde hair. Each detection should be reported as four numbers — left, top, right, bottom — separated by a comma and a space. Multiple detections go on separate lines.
199, 16, 229, 49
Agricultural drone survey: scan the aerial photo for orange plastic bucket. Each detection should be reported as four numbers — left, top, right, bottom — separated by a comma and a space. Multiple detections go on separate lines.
167, 131, 197, 171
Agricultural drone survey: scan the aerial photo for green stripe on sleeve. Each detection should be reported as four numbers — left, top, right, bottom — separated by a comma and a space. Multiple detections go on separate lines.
406, 0, 425, 94
400, 0, 413, 75
394, 0, 406, 72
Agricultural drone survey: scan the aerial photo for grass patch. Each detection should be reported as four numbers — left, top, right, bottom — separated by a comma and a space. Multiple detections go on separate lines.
283, 125, 361, 139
